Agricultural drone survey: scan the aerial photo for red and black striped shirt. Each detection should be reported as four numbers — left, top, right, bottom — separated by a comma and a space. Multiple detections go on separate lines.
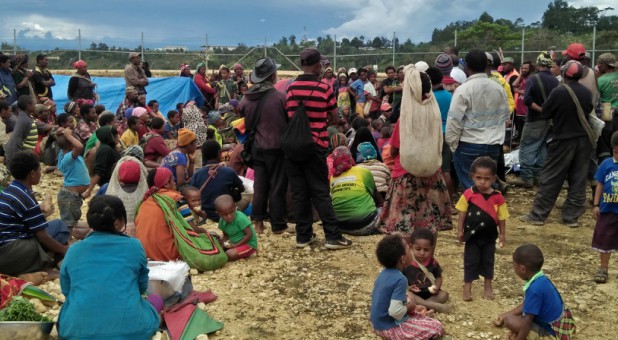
285, 74, 337, 148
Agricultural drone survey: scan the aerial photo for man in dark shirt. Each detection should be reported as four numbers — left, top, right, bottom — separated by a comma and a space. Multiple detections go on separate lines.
521, 61, 594, 227
239, 57, 289, 234
513, 55, 559, 188
284, 48, 352, 250
32, 54, 55, 101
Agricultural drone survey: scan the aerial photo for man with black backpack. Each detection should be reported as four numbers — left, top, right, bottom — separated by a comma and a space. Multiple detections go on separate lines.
283, 48, 353, 250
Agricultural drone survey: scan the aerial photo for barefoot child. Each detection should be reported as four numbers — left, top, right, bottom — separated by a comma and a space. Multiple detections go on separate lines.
214, 194, 257, 261
404, 229, 450, 313
56, 127, 91, 235
370, 234, 445, 339
592, 131, 618, 283
495, 244, 575, 340
456, 157, 508, 301
180, 185, 207, 227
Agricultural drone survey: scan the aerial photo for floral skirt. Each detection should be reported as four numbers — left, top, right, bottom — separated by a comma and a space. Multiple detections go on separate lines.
374, 313, 445, 340
376, 171, 451, 235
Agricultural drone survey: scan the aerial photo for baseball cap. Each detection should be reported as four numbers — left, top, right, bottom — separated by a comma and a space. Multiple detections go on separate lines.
597, 53, 618, 68
502, 57, 514, 64
300, 48, 324, 66
485, 52, 494, 65
348, 67, 358, 74
128, 52, 141, 60
562, 43, 586, 60
34, 104, 51, 115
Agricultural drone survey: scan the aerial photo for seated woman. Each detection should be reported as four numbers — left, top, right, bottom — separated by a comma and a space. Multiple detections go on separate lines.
160, 128, 196, 187
58, 195, 160, 340
0, 151, 69, 281
83, 126, 121, 198
349, 126, 382, 163
330, 146, 384, 236
355, 142, 391, 199
135, 168, 227, 271
190, 140, 247, 221
105, 157, 149, 237
327, 133, 348, 180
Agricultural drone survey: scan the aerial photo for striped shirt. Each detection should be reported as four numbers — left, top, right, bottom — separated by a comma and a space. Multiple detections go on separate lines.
24, 120, 38, 150
285, 74, 337, 148
0, 181, 48, 246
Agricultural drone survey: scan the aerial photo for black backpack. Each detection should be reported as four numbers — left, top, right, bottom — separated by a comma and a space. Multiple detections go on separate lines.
281, 84, 318, 162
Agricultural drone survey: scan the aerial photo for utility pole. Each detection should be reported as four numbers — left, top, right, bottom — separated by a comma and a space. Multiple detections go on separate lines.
392, 32, 396, 66
520, 28, 525, 65
333, 34, 337, 71
141, 32, 144, 61
13, 29, 16, 54
205, 33, 209, 73
78, 29, 81, 60
264, 37, 267, 58
454, 29, 457, 47
592, 26, 597, 66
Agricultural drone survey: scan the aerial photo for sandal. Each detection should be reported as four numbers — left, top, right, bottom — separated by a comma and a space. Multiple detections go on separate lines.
593, 269, 608, 284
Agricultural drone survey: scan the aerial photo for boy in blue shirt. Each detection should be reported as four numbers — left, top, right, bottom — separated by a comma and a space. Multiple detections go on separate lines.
56, 127, 91, 235
215, 194, 257, 261
495, 244, 575, 339
163, 110, 183, 139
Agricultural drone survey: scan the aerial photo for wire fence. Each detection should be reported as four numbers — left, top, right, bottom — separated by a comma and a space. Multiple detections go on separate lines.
1, 28, 617, 75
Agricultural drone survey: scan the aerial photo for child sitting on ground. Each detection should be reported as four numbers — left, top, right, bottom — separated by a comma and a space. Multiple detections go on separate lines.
120, 116, 142, 147
56, 127, 91, 236
592, 131, 618, 283
456, 156, 508, 301
371, 119, 383, 141
404, 229, 450, 313
164, 110, 183, 139
214, 194, 257, 261
377, 125, 392, 152
370, 234, 445, 339
180, 185, 207, 227
495, 244, 575, 340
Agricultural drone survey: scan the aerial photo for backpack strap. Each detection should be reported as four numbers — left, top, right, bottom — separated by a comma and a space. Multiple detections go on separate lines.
534, 74, 547, 102
198, 164, 223, 193
563, 84, 596, 148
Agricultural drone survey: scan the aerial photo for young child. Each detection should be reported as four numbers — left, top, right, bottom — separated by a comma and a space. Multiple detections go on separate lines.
371, 119, 383, 141
495, 244, 574, 340
214, 194, 257, 261
378, 125, 392, 152
215, 66, 238, 109
370, 234, 445, 339
120, 116, 142, 147
58, 195, 160, 339
180, 185, 207, 227
404, 229, 450, 313
455, 156, 508, 301
164, 110, 183, 139
238, 83, 248, 102
592, 131, 618, 283
56, 127, 91, 234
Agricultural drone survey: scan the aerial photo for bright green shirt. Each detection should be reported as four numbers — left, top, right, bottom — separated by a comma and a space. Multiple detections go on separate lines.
330, 166, 376, 221
598, 72, 618, 109
218, 210, 257, 249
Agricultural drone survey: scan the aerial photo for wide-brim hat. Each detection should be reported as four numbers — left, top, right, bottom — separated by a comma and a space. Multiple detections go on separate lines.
250, 57, 280, 83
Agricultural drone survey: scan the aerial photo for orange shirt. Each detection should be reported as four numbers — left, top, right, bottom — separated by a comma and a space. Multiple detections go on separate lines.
135, 189, 182, 261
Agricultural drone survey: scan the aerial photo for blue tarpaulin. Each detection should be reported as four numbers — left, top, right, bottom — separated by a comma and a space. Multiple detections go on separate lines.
53, 75, 205, 119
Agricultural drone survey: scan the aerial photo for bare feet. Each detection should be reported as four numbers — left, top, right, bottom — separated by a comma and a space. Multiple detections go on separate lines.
463, 283, 472, 301
254, 221, 264, 235
483, 280, 495, 300
18, 272, 48, 285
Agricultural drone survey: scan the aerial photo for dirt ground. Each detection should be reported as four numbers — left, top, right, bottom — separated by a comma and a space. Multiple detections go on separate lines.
33, 173, 618, 339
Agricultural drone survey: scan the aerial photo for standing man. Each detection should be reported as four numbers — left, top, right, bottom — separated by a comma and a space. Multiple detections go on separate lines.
501, 57, 520, 97
511, 61, 534, 142
445, 50, 510, 189
595, 53, 618, 162
124, 52, 149, 94
0, 55, 17, 104
512, 56, 558, 188
520, 61, 594, 227
562, 43, 598, 107
32, 54, 55, 101
285, 48, 352, 250
239, 58, 290, 234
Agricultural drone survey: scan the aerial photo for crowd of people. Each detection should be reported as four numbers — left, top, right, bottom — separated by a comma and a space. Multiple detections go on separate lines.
0, 40, 614, 339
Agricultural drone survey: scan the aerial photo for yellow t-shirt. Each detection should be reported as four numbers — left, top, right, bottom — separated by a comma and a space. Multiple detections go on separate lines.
120, 129, 139, 147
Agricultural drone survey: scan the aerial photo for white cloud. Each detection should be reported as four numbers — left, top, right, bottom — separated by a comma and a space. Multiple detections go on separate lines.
569, 0, 616, 14
3, 14, 122, 41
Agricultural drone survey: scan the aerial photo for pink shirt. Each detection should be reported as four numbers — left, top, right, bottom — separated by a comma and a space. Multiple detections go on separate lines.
390, 121, 407, 178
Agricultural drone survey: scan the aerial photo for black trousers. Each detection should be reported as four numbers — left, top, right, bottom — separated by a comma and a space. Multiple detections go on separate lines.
285, 146, 342, 242
251, 147, 288, 231
464, 237, 496, 282
530, 137, 592, 222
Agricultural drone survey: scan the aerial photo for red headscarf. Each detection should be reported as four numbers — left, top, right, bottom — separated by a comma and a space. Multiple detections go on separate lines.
332, 146, 355, 177
73, 60, 87, 69
143, 167, 173, 200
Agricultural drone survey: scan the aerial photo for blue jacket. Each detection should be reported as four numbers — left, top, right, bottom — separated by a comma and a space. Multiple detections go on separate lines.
58, 232, 159, 340
0, 68, 17, 104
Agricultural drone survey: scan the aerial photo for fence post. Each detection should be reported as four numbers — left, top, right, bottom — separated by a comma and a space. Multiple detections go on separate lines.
13, 29, 16, 54
204, 34, 209, 72
520, 28, 525, 65
78, 29, 81, 60
141, 32, 144, 61
591, 26, 597, 66
392, 32, 396, 66
454, 29, 457, 47
264, 37, 267, 58
333, 34, 337, 71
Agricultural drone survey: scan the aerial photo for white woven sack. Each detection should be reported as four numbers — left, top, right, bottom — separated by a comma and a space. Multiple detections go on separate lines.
398, 64, 443, 177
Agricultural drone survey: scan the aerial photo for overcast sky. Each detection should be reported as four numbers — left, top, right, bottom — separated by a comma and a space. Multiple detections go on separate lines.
0, 0, 614, 50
